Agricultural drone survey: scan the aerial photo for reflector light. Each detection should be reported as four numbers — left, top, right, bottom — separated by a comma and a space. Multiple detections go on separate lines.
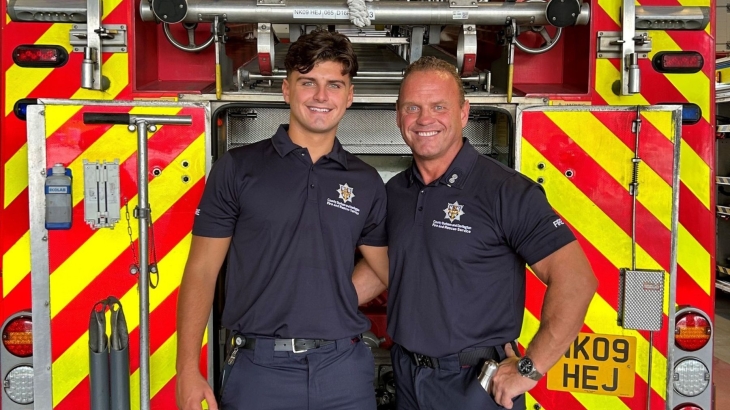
652, 52, 703, 74
673, 358, 710, 397
680, 104, 702, 125
13, 98, 38, 121
674, 405, 703, 410
675, 311, 711, 351
2, 316, 33, 358
12, 45, 68, 68
4, 365, 33, 404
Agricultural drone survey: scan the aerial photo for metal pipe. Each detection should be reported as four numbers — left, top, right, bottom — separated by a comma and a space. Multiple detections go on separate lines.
136, 120, 151, 410
141, 0, 590, 26
239, 71, 484, 83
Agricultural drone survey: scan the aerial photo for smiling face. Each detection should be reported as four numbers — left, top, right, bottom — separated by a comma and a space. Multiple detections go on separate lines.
396, 70, 469, 168
282, 60, 354, 141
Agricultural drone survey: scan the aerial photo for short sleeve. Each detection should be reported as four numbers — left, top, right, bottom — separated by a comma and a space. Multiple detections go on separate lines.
192, 152, 240, 238
357, 179, 387, 247
496, 174, 575, 265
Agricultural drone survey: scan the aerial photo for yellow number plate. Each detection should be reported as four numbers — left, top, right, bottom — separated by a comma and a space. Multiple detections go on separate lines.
547, 333, 636, 397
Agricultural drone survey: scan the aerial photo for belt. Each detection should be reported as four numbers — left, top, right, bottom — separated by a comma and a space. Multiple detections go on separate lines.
240, 336, 337, 353
404, 346, 499, 368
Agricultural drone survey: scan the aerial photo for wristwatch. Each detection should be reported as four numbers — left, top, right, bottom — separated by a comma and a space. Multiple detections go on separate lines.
517, 357, 544, 381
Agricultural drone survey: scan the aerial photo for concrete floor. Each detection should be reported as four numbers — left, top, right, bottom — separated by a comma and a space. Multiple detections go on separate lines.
714, 291, 730, 410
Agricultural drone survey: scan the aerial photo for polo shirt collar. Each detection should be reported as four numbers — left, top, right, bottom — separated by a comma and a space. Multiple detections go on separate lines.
407, 138, 478, 189
271, 124, 349, 169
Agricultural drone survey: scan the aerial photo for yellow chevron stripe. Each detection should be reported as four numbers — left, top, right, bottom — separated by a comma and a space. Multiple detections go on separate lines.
52, 233, 194, 406
64, 106, 185, 205
1, 106, 187, 298
641, 111, 676, 144
4, 24, 70, 117
677, 0, 709, 7
678, 225, 711, 293
648, 31, 710, 123
595, 60, 649, 106
3, 54, 130, 209
3, 0, 124, 117
544, 111, 673, 230
519, 137, 662, 287
596, 68, 711, 212
597, 0, 621, 26
129, 331, 210, 410
520, 309, 544, 410
49, 134, 204, 319
130, 334, 179, 409
46, 53, 130, 137
2, 232, 30, 297
522, 140, 668, 398
6, 13, 10, 24
679, 142, 711, 209
4, 145, 28, 208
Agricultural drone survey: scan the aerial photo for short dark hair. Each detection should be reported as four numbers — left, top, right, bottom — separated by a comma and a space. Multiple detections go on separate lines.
399, 56, 465, 105
284, 29, 358, 79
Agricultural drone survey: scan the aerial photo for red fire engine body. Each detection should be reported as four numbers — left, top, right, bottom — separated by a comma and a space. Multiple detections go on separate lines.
0, 0, 719, 409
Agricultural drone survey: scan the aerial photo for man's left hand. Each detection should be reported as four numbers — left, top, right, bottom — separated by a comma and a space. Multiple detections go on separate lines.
489, 344, 538, 409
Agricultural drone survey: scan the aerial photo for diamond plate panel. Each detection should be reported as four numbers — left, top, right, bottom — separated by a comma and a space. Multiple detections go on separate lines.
619, 269, 665, 331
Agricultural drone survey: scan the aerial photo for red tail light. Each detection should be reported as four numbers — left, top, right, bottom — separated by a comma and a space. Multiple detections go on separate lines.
652, 52, 703, 73
673, 405, 702, 410
2, 315, 33, 358
12, 45, 68, 68
675, 311, 711, 351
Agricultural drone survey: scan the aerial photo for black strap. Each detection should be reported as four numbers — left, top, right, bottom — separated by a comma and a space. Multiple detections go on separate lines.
405, 346, 499, 368
241, 337, 336, 352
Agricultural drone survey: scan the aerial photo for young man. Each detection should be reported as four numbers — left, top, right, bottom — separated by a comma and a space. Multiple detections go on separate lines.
175, 30, 389, 410
384, 57, 598, 409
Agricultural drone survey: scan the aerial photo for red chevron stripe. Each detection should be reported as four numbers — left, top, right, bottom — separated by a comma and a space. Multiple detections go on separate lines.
523, 112, 673, 270
591, 110, 674, 185
529, 378, 588, 410
53, 376, 90, 410
606, 58, 714, 163
593, 3, 622, 33
53, 287, 183, 409
1, 24, 54, 73
1, 188, 29, 255
0, 276, 31, 323
662, 30, 714, 81
678, 182, 714, 256
150, 376, 178, 409
50, 180, 203, 360
676, 264, 713, 314
42, 106, 204, 273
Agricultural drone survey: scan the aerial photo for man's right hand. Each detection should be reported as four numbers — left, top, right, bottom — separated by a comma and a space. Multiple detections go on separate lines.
176, 370, 218, 410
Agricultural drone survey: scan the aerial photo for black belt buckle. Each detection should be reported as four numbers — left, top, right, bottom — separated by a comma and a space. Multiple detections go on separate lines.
413, 353, 435, 368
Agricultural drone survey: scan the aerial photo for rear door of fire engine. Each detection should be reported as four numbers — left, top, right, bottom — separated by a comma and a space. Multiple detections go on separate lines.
23, 99, 211, 410
516, 105, 683, 410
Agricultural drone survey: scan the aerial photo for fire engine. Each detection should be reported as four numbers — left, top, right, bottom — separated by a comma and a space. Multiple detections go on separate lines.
0, 0, 718, 408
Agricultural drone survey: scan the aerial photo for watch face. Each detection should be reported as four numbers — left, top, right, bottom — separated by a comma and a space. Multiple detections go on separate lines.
518, 357, 534, 375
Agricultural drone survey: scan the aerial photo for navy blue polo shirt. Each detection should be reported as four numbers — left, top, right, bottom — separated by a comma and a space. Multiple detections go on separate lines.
386, 139, 575, 357
193, 125, 387, 339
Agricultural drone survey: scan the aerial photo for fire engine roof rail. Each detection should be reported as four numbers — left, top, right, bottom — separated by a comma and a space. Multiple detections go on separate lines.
140, 0, 591, 27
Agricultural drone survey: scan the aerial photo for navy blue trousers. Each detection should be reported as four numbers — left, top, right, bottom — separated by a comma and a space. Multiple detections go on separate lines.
220, 337, 376, 410
390, 344, 526, 410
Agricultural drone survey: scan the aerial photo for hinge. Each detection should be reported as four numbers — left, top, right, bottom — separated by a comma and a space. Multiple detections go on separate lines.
597, 31, 652, 59
70, 24, 128, 53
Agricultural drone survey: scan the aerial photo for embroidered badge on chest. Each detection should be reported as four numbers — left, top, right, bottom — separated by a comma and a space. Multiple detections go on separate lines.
443, 201, 465, 222
327, 183, 361, 216
337, 183, 355, 203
